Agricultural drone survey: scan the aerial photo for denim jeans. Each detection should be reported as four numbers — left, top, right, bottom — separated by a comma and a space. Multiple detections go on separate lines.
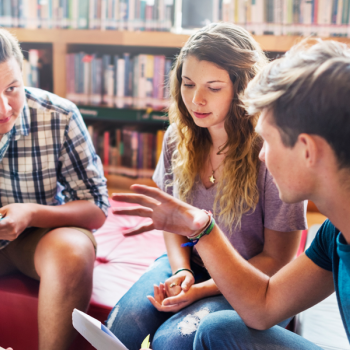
194, 311, 323, 350
107, 254, 292, 350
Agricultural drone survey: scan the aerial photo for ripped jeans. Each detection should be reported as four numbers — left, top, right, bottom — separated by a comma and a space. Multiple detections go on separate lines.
106, 254, 291, 350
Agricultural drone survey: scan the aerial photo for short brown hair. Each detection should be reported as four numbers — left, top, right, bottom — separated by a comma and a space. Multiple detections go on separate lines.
243, 38, 350, 169
0, 28, 23, 69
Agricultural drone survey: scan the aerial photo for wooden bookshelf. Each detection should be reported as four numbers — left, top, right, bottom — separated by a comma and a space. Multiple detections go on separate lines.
10, 28, 350, 192
78, 105, 168, 123
10, 28, 350, 98
106, 174, 157, 196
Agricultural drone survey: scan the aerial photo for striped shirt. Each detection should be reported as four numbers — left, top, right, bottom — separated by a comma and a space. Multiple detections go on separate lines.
0, 87, 109, 250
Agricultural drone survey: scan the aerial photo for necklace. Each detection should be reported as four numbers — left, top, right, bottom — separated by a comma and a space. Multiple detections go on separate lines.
208, 156, 224, 184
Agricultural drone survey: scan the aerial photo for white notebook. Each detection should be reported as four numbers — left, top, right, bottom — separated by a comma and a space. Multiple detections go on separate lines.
72, 309, 128, 350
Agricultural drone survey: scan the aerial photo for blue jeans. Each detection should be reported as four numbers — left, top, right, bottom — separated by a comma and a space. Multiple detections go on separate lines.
194, 311, 323, 350
107, 254, 292, 350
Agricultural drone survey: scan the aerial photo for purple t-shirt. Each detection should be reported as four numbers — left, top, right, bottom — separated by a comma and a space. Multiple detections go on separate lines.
153, 125, 307, 265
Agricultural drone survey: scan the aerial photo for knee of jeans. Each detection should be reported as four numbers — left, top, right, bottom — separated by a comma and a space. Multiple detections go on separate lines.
196, 311, 243, 341
176, 307, 211, 336
195, 313, 217, 340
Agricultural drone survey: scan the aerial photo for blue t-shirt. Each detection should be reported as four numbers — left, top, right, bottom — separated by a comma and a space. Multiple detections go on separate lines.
306, 219, 350, 342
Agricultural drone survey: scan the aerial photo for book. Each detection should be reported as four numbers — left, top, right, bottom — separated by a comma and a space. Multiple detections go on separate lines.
72, 309, 128, 350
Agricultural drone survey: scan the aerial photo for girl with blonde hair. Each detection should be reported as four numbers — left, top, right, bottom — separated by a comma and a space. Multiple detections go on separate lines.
107, 22, 306, 350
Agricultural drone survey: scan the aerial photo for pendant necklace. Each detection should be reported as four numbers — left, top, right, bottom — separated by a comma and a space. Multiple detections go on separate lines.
208, 156, 224, 184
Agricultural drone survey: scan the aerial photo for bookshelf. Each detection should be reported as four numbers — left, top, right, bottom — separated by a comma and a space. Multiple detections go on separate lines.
106, 173, 157, 196
9, 28, 350, 98
78, 105, 168, 123
9, 27, 350, 189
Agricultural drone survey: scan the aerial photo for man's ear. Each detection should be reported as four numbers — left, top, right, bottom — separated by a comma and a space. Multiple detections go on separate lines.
297, 133, 318, 167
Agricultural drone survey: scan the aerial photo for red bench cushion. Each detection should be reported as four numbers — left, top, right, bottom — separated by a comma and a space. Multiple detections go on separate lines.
0, 199, 166, 350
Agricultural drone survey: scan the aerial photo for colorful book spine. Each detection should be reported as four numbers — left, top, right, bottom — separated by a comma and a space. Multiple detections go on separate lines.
88, 125, 165, 178
4, 0, 350, 35
103, 131, 110, 169
67, 51, 172, 109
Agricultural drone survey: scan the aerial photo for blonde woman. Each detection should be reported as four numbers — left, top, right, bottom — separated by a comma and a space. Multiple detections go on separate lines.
107, 23, 306, 350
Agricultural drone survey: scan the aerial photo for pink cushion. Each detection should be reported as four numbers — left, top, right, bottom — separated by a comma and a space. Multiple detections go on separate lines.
0, 199, 166, 350
92, 199, 166, 307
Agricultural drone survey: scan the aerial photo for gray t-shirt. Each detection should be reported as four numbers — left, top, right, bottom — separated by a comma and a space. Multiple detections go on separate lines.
153, 125, 307, 265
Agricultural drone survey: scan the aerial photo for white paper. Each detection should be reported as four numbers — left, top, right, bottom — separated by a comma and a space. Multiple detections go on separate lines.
72, 309, 128, 350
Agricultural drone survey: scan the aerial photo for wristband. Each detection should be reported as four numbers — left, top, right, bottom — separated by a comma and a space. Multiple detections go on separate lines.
173, 268, 195, 278
181, 210, 216, 247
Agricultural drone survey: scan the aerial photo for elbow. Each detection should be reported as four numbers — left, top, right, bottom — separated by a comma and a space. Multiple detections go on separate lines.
88, 207, 107, 230
91, 217, 106, 230
244, 318, 274, 331
240, 311, 275, 331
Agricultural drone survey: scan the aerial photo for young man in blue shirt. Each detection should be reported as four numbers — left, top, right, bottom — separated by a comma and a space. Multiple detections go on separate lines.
0, 29, 109, 350
113, 39, 350, 349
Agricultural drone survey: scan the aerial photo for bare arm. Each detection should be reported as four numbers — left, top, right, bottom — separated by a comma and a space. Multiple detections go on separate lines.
162, 229, 302, 308
164, 231, 191, 273
196, 227, 334, 330
0, 201, 106, 241
164, 228, 302, 306
248, 228, 301, 276
112, 185, 334, 330
27, 201, 106, 230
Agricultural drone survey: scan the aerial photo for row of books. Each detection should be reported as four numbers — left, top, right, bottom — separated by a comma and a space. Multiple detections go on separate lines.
0, 0, 174, 32
21, 47, 54, 92
221, 0, 350, 37
22, 49, 40, 88
88, 124, 166, 177
66, 52, 173, 110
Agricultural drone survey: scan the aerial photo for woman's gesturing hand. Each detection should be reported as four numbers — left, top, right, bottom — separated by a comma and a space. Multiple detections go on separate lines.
164, 270, 195, 297
112, 185, 209, 236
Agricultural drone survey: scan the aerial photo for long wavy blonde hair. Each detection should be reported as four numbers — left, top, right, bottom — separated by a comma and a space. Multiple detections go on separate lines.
167, 23, 268, 230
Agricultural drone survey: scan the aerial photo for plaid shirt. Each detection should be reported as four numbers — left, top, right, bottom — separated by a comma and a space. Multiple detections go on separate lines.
0, 87, 109, 250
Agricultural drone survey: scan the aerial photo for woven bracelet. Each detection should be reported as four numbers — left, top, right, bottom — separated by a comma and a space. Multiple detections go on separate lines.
181, 211, 216, 247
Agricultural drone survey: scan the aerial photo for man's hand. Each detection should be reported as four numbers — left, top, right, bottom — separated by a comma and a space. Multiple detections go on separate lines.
147, 282, 203, 313
0, 203, 34, 241
164, 270, 195, 297
112, 185, 208, 236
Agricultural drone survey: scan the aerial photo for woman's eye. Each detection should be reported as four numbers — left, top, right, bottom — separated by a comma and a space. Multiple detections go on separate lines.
6, 87, 15, 92
209, 88, 221, 92
183, 84, 194, 88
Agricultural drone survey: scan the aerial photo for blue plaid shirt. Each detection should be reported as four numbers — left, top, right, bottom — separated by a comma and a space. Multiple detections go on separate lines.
0, 87, 109, 250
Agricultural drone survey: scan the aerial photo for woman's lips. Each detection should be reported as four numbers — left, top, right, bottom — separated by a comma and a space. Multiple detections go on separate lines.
0, 115, 11, 124
193, 111, 211, 119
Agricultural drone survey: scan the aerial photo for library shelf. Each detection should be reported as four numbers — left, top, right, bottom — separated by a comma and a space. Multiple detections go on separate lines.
10, 28, 350, 98
105, 174, 156, 196
9, 28, 190, 48
11, 28, 350, 50
11, 27, 350, 189
78, 105, 168, 124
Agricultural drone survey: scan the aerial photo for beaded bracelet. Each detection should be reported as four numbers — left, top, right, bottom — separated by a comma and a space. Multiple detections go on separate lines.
181, 210, 216, 247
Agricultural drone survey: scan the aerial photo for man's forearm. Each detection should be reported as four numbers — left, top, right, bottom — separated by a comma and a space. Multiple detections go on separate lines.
28, 201, 106, 230
196, 225, 271, 328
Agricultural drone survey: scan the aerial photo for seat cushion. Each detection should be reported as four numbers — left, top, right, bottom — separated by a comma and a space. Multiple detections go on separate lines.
0, 199, 166, 350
